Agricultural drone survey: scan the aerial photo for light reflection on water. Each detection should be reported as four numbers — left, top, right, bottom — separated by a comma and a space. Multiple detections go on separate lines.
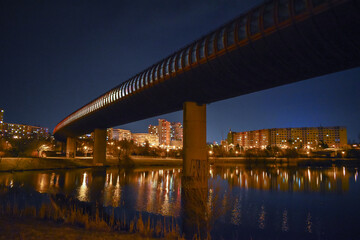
1, 164, 360, 239
78, 172, 88, 202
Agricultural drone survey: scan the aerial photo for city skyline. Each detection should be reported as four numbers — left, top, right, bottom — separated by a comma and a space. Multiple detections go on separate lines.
1, 0, 359, 143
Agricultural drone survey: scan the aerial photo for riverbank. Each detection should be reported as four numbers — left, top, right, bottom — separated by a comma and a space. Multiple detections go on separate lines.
0, 156, 359, 172
0, 217, 144, 240
0, 156, 182, 172
210, 157, 360, 166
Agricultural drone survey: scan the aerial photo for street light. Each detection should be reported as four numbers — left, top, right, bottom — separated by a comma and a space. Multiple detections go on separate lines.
84, 146, 88, 157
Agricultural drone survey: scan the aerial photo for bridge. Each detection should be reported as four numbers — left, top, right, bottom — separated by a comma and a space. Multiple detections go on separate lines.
54, 0, 360, 176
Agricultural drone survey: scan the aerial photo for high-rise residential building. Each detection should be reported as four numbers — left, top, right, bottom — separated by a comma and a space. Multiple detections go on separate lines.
0, 109, 49, 139
158, 119, 171, 146
148, 125, 159, 136
132, 133, 159, 147
108, 128, 132, 141
170, 122, 183, 141
2, 122, 50, 139
230, 126, 347, 149
148, 121, 183, 147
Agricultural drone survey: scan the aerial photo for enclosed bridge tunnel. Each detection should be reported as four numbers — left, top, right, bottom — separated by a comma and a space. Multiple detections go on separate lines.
54, 0, 360, 177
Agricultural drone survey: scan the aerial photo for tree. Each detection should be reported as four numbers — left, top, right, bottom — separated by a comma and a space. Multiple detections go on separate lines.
287, 139, 294, 148
235, 144, 241, 153
227, 130, 233, 144
319, 140, 329, 149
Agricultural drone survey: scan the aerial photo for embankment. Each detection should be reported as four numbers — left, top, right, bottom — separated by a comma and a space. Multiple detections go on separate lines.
0, 156, 182, 172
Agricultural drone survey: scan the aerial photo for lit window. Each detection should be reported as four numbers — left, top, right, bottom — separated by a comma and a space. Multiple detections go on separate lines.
177, 51, 184, 70
226, 22, 236, 46
117, 88, 120, 99
207, 33, 216, 56
144, 70, 150, 85
170, 56, 176, 73
159, 61, 165, 78
165, 58, 171, 76
150, 67, 155, 83
139, 73, 144, 88
250, 8, 260, 35
237, 17, 247, 41
154, 65, 161, 81
199, 38, 206, 59
278, 0, 290, 22
134, 76, 139, 90
125, 82, 129, 95
184, 47, 190, 67
263, 2, 275, 29
217, 28, 225, 50
294, 0, 307, 15
121, 84, 125, 97
128, 79, 133, 93
191, 44, 197, 64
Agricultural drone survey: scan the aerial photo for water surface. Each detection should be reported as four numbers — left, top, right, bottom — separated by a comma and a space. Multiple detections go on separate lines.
0, 163, 359, 239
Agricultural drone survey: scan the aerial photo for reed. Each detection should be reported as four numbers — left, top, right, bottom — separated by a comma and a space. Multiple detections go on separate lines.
0, 194, 186, 239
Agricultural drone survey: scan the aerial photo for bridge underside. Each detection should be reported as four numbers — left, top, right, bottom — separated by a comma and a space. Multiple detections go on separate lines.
54, 1, 360, 141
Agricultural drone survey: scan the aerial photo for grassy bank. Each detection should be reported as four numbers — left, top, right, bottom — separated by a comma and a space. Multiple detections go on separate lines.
1, 155, 358, 172
0, 190, 183, 240
210, 156, 360, 167
0, 217, 142, 240
0, 156, 182, 172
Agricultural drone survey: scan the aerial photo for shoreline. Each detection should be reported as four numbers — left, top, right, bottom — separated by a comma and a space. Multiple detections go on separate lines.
0, 156, 359, 172
0, 216, 144, 240
0, 156, 182, 172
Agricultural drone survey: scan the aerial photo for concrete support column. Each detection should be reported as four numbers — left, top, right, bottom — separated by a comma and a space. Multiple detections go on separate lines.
93, 128, 107, 165
182, 102, 208, 238
183, 101, 208, 178
66, 137, 76, 158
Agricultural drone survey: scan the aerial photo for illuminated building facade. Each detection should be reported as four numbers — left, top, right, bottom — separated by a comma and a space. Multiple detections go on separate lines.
158, 119, 171, 146
108, 128, 131, 141
231, 126, 347, 149
2, 123, 50, 139
148, 125, 158, 136
0, 109, 49, 139
132, 133, 159, 147
78, 133, 93, 140
149, 121, 183, 147
170, 122, 183, 142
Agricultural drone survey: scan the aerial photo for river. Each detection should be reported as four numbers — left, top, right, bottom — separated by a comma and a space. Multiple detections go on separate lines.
0, 163, 359, 239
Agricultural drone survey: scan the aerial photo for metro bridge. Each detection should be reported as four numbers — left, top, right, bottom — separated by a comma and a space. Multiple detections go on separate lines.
54, 0, 360, 176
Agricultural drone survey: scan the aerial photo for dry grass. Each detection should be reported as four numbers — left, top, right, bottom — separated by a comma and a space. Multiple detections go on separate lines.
0, 192, 185, 239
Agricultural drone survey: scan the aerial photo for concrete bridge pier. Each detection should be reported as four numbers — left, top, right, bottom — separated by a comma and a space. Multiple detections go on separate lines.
182, 102, 209, 238
183, 101, 208, 180
66, 137, 76, 158
93, 128, 107, 165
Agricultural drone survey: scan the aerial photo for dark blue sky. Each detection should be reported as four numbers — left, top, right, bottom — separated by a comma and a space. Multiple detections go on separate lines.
0, 0, 359, 143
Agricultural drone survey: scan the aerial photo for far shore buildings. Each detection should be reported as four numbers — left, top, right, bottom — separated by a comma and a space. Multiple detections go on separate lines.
80, 117, 184, 148
149, 119, 183, 148
132, 133, 159, 147
228, 126, 347, 149
0, 109, 50, 139
108, 128, 131, 141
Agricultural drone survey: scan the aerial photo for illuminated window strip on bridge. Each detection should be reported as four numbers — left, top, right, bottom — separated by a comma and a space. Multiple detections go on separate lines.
55, 0, 329, 133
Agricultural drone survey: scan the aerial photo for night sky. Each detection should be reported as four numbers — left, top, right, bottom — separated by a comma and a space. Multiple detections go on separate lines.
1, 0, 359, 143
